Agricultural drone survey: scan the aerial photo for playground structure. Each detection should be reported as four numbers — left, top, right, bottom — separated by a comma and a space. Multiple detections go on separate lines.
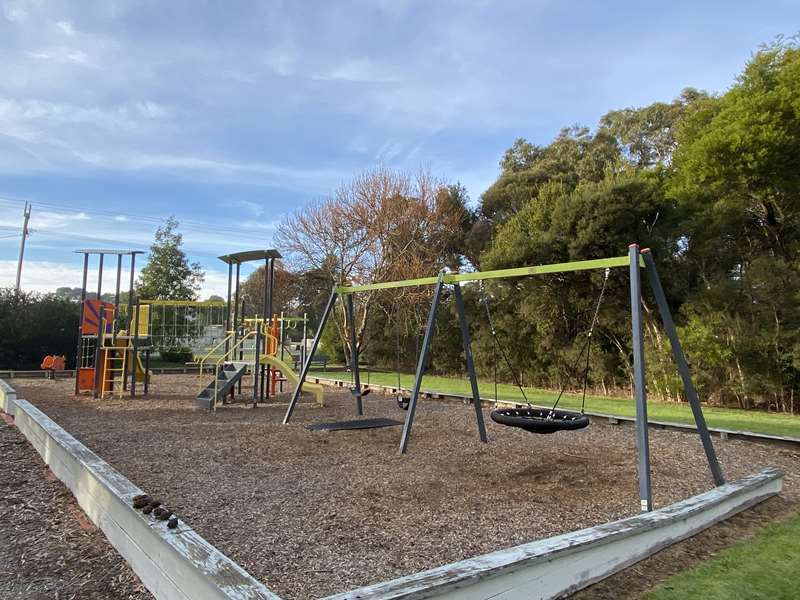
195, 249, 324, 410
287, 244, 725, 513
69, 247, 320, 405
139, 299, 229, 360
73, 249, 152, 399
3, 245, 789, 600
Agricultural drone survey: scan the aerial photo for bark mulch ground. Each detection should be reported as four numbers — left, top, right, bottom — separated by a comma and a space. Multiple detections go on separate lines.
12, 375, 800, 600
0, 417, 151, 600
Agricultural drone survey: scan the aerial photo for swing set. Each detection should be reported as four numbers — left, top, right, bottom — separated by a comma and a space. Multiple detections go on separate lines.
480, 267, 610, 433
285, 245, 725, 512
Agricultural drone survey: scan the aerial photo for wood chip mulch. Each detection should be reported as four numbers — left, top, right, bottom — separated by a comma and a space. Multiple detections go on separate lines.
12, 376, 800, 600
0, 418, 151, 600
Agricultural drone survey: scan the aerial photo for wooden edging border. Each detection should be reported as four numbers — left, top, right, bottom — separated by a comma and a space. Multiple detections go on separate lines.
311, 376, 800, 449
0, 382, 280, 600
322, 468, 783, 600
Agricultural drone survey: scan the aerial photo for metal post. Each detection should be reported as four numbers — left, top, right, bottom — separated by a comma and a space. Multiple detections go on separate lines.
283, 288, 337, 424
93, 252, 106, 399
260, 362, 266, 401
629, 244, 652, 512
453, 284, 488, 443
261, 258, 270, 401
225, 261, 233, 354
74, 253, 89, 394
265, 259, 275, 397
232, 262, 241, 346
279, 311, 285, 362
346, 294, 363, 415
125, 253, 136, 391
232, 261, 241, 398
642, 250, 724, 486
126, 253, 136, 331
252, 325, 261, 407
143, 349, 150, 395
92, 310, 105, 399
97, 253, 104, 299
267, 258, 275, 324
399, 274, 445, 454
131, 302, 140, 397
301, 312, 308, 369
112, 254, 122, 343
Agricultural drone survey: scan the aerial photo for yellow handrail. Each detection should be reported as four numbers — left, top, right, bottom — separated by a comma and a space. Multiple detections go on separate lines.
197, 331, 235, 393
211, 330, 257, 410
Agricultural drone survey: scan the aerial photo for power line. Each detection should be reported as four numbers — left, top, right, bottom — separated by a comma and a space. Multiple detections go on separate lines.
0, 196, 276, 243
29, 229, 259, 263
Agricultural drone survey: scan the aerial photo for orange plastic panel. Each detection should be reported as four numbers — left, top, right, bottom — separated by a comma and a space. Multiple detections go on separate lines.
78, 367, 95, 391
82, 300, 115, 335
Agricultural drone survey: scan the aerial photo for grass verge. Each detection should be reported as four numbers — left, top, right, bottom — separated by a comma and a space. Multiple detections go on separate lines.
309, 369, 800, 439
643, 512, 800, 599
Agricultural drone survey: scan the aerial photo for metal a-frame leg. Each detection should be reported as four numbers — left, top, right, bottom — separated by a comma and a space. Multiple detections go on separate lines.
629, 244, 653, 512
642, 250, 725, 486
283, 288, 338, 424
453, 283, 488, 443
346, 294, 363, 415
399, 274, 445, 454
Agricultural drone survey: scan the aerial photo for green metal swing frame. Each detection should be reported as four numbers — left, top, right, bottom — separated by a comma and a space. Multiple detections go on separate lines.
283, 246, 724, 513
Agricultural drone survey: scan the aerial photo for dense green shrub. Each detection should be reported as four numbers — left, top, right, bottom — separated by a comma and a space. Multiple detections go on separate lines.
157, 347, 194, 364
0, 288, 80, 370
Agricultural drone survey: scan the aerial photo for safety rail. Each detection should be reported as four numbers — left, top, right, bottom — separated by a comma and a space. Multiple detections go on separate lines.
209, 330, 258, 409
197, 331, 235, 395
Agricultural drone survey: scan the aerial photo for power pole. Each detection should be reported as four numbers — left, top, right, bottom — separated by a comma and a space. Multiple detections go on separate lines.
15, 202, 31, 292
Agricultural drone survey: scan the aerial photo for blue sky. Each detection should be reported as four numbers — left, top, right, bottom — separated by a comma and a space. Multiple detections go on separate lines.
1, 0, 797, 297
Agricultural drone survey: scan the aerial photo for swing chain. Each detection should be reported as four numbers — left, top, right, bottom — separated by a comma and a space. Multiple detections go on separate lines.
481, 282, 529, 405
552, 267, 611, 414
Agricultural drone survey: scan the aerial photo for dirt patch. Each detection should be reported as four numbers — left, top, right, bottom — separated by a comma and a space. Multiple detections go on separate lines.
12, 375, 800, 600
0, 418, 151, 600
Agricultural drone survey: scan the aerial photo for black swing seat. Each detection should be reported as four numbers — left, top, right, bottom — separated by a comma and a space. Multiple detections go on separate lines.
490, 408, 589, 434
396, 395, 410, 410
350, 387, 371, 397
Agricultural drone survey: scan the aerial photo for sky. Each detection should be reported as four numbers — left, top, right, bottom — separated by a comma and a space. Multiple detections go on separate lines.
0, 0, 798, 297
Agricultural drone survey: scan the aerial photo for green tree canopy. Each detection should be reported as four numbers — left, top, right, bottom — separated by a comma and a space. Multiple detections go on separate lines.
137, 217, 204, 301
665, 40, 800, 409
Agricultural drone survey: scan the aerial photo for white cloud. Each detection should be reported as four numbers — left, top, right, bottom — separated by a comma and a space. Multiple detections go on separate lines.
3, 5, 27, 23
313, 59, 398, 84
201, 268, 231, 299
27, 47, 92, 66
235, 200, 265, 217
0, 259, 133, 293
54, 20, 76, 36
374, 139, 406, 163
0, 259, 232, 299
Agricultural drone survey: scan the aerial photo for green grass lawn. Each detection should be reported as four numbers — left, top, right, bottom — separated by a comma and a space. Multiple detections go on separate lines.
309, 369, 800, 439
644, 512, 800, 599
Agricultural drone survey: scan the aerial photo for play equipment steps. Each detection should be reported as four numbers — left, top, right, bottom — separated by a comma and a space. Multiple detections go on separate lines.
101, 347, 127, 399
196, 362, 248, 410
